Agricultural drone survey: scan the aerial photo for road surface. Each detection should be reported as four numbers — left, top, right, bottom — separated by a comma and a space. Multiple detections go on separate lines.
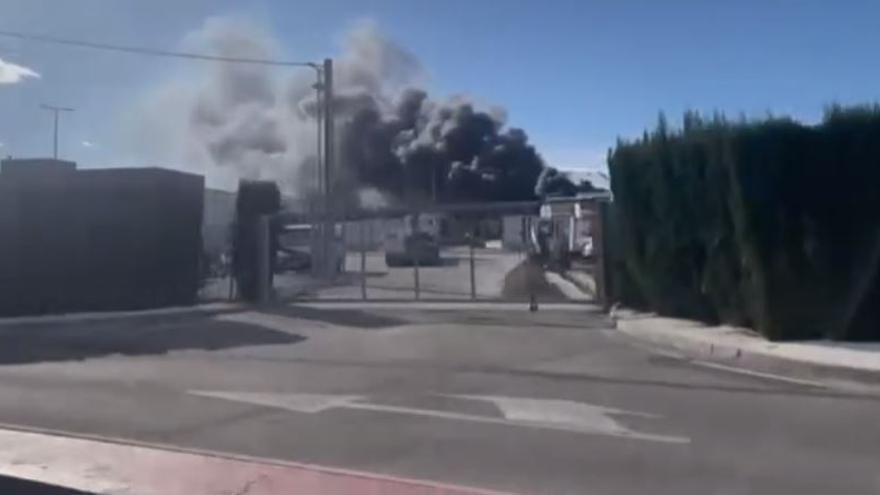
0, 304, 876, 494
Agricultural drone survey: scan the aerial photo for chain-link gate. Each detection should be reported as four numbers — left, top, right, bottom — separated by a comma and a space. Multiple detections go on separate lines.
263, 197, 610, 305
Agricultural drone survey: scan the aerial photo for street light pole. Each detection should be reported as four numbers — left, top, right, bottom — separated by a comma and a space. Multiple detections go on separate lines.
40, 104, 74, 159
322, 58, 335, 278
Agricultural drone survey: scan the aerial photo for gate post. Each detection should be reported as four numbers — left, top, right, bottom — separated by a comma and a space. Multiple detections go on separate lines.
594, 201, 612, 311
255, 214, 272, 304
412, 213, 421, 300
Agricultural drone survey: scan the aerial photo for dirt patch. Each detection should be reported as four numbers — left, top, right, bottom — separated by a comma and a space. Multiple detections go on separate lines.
501, 260, 567, 301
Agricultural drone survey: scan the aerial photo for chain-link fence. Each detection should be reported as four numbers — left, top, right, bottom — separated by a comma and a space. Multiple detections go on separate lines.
267, 200, 605, 304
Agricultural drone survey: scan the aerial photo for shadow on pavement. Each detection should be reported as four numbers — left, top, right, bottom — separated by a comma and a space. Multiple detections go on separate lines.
502, 260, 567, 301
0, 316, 306, 365
0, 475, 92, 494
434, 257, 461, 267
271, 303, 608, 330
267, 306, 409, 329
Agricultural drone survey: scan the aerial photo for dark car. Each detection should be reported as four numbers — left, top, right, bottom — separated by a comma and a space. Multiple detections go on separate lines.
276, 246, 312, 273
385, 232, 441, 267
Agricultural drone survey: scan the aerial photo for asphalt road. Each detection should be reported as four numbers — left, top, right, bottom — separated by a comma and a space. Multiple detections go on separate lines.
0, 305, 877, 494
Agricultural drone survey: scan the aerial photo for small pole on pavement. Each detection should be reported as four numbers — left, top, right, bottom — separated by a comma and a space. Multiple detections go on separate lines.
469, 233, 476, 300
360, 221, 367, 300
413, 214, 421, 300
413, 245, 421, 301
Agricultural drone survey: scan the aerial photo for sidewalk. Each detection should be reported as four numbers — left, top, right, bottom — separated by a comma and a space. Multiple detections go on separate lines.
0, 426, 515, 495
614, 309, 880, 386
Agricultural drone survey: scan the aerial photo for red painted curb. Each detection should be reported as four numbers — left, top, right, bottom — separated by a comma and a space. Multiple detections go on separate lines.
0, 424, 520, 495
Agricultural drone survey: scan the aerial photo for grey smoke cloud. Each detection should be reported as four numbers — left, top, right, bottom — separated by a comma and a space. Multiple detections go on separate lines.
125, 16, 564, 205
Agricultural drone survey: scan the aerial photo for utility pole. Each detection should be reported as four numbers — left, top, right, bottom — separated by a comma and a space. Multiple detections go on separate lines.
40, 104, 74, 159
322, 58, 335, 278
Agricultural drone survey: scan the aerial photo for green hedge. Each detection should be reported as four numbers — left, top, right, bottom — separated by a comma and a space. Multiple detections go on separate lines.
609, 106, 880, 340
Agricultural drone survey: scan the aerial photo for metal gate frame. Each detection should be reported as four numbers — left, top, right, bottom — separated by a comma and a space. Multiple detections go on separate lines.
263, 197, 611, 305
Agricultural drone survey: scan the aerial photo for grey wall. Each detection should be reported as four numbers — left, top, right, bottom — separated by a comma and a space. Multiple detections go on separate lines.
203, 188, 236, 257
0, 160, 204, 316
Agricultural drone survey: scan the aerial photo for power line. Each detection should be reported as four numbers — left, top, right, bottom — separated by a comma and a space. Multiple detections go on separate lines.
0, 29, 319, 69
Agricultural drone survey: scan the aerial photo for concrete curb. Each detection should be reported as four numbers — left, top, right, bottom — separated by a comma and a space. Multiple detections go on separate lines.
613, 310, 880, 391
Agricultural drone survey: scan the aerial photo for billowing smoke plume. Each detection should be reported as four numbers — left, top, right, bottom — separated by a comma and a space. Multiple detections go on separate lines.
338, 89, 555, 208
127, 18, 575, 208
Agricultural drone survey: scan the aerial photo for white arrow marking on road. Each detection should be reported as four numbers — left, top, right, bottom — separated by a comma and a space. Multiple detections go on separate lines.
190, 391, 363, 413
188, 391, 689, 444
444, 394, 683, 443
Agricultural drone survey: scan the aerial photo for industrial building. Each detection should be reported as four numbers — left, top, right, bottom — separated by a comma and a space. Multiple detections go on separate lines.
0, 159, 204, 316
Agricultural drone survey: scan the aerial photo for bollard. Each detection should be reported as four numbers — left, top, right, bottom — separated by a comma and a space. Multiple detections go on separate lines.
412, 214, 421, 300
413, 251, 421, 300
469, 236, 476, 300
360, 221, 367, 300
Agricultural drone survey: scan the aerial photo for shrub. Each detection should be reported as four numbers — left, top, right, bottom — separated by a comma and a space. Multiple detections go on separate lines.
609, 106, 880, 340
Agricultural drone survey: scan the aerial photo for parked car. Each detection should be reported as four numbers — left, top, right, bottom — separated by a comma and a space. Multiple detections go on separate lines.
276, 224, 344, 274
276, 246, 312, 272
385, 231, 441, 267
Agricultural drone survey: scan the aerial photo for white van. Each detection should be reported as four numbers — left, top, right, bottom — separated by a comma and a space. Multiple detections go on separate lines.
383, 214, 442, 267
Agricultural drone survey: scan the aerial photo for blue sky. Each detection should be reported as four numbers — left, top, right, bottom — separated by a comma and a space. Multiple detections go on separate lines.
2, 0, 880, 172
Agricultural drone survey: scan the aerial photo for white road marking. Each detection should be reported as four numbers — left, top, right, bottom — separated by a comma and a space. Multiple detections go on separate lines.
690, 360, 827, 388
444, 394, 685, 444
188, 391, 689, 444
190, 391, 363, 413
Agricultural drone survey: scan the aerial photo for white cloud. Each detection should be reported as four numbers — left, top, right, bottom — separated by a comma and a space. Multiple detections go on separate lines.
81, 140, 95, 148
0, 57, 40, 84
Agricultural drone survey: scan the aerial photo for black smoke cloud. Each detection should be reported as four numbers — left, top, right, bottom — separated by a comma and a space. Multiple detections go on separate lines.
336, 87, 572, 208
136, 18, 576, 205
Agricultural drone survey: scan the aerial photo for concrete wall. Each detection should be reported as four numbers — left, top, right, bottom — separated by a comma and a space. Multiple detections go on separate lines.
342, 219, 385, 250
502, 215, 536, 250
0, 160, 204, 316
203, 188, 236, 257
